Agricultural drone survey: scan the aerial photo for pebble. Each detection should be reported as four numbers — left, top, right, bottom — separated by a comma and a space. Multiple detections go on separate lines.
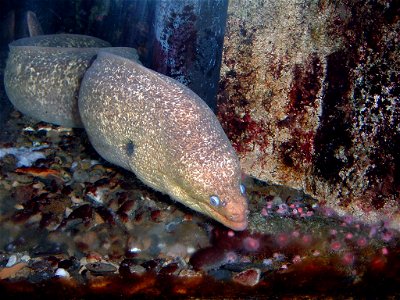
30, 260, 52, 273
119, 259, 148, 277
80, 159, 93, 170
262, 258, 273, 266
6, 255, 17, 267
128, 264, 146, 275
70, 162, 79, 172
55, 268, 70, 278
58, 257, 80, 270
21, 255, 31, 262
89, 169, 106, 183
232, 268, 261, 286
73, 169, 90, 183
86, 262, 118, 275
141, 259, 163, 272
86, 188, 105, 204
14, 204, 24, 210
7, 172, 33, 184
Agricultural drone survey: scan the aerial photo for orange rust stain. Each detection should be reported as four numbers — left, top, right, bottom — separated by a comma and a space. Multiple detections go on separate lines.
0, 263, 28, 279
15, 167, 59, 178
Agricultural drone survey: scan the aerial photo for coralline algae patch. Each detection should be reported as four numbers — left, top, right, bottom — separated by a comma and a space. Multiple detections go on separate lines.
0, 112, 399, 298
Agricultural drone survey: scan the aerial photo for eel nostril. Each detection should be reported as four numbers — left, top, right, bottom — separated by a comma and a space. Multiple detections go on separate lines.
230, 213, 240, 220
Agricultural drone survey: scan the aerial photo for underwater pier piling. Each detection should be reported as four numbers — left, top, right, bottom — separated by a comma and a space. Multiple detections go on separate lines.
149, 0, 229, 111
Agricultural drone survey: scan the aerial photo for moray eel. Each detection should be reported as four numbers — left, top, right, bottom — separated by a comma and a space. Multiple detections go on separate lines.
4, 34, 139, 128
79, 51, 248, 230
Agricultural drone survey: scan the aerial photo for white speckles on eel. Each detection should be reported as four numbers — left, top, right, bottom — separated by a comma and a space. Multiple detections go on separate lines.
78, 51, 248, 231
4, 34, 140, 128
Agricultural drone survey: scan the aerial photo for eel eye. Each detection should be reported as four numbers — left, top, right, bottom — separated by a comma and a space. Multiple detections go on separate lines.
210, 195, 221, 207
240, 184, 246, 195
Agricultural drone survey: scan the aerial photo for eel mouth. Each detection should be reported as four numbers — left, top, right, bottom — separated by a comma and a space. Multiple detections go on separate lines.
199, 202, 248, 231
216, 213, 248, 231
223, 218, 248, 231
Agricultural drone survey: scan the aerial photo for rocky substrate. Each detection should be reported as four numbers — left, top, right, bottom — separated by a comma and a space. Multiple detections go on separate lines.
0, 111, 399, 298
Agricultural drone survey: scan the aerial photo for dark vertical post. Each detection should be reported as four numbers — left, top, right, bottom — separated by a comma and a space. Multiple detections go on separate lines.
149, 0, 229, 111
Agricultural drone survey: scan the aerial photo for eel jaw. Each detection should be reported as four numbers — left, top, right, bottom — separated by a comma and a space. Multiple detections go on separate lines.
214, 207, 248, 231
219, 215, 248, 231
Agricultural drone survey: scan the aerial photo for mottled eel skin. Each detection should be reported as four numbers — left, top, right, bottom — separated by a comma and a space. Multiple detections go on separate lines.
4, 34, 139, 128
79, 51, 248, 230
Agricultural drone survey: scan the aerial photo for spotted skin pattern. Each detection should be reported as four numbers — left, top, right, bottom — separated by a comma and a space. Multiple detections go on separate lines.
4, 34, 140, 128
78, 51, 248, 230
